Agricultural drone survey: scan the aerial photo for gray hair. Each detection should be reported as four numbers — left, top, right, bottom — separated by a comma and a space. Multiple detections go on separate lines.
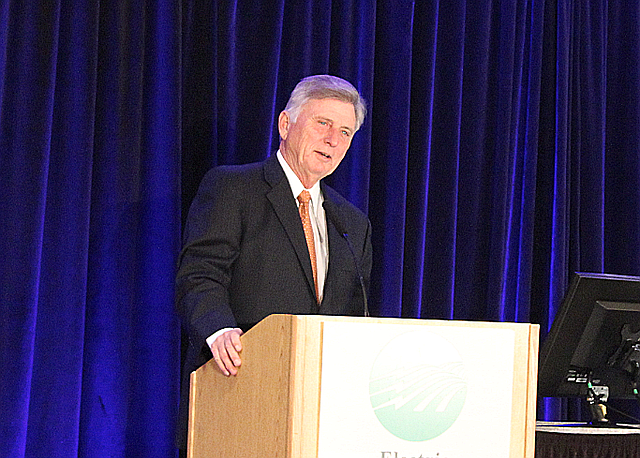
284, 75, 367, 131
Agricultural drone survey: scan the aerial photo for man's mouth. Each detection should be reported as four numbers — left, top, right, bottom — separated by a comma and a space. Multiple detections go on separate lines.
316, 151, 331, 159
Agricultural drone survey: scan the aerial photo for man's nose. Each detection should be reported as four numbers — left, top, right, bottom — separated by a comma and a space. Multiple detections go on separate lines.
324, 128, 339, 147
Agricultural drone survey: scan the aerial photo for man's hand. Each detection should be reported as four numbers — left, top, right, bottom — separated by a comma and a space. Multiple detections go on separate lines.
210, 328, 244, 376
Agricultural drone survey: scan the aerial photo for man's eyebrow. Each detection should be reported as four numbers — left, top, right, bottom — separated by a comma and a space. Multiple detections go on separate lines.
316, 115, 354, 133
338, 124, 354, 135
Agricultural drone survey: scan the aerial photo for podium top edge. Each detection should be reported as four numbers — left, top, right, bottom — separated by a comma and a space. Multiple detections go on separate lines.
255, 314, 539, 330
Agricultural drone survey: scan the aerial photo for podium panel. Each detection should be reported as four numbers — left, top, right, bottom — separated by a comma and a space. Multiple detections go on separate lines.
188, 315, 538, 458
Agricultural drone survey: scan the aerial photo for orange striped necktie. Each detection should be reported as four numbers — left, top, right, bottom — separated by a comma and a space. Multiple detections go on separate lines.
297, 190, 319, 303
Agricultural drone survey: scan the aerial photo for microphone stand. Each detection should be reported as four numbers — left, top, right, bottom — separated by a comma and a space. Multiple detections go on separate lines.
323, 200, 370, 317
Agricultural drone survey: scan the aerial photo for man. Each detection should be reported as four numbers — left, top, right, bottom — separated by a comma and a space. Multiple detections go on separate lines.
175, 75, 372, 449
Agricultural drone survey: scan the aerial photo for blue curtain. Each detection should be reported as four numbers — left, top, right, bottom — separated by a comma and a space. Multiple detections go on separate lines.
2, 0, 640, 456
1, 1, 181, 457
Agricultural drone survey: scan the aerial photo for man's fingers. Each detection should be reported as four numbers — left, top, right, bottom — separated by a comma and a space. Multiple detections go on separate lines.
212, 328, 244, 376
211, 346, 232, 376
230, 330, 243, 352
223, 337, 242, 367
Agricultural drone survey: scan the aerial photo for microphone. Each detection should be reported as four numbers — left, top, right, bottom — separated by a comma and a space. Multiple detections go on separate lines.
323, 200, 370, 317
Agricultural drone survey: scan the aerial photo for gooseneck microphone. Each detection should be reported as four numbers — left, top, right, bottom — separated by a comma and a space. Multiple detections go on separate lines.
323, 200, 370, 317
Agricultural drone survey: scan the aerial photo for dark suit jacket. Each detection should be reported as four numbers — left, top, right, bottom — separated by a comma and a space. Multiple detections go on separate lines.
175, 154, 372, 448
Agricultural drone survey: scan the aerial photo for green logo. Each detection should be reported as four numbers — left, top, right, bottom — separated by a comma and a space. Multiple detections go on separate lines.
369, 331, 467, 441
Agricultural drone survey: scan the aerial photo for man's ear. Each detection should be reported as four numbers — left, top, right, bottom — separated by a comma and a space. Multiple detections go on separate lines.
278, 111, 290, 140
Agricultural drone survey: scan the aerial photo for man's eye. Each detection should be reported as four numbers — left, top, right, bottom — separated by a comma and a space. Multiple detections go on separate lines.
319, 120, 328, 126
342, 130, 351, 137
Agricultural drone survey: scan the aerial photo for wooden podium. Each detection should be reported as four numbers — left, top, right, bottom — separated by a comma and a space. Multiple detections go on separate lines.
188, 315, 539, 458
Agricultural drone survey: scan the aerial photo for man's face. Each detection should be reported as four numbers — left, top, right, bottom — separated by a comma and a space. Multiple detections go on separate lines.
278, 98, 357, 188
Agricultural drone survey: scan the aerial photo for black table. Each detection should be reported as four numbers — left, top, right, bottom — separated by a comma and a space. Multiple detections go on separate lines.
536, 421, 640, 458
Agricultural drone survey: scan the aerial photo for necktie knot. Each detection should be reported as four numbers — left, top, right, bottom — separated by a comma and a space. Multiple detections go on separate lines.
298, 190, 311, 205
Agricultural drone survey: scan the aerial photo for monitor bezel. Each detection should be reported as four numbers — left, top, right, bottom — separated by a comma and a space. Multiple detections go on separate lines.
538, 272, 640, 399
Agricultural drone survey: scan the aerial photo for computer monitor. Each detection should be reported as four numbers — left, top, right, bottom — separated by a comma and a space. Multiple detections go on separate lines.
538, 272, 640, 406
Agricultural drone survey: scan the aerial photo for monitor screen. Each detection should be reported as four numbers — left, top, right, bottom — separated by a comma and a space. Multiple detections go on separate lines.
538, 272, 640, 399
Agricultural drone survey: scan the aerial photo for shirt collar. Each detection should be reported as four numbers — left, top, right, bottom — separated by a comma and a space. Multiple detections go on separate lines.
276, 150, 323, 207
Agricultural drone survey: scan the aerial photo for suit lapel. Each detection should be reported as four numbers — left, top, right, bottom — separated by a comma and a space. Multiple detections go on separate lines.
263, 155, 318, 302
320, 186, 351, 309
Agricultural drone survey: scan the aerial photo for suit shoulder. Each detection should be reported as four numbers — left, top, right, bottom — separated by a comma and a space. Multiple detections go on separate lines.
201, 161, 264, 183
197, 160, 267, 194
322, 184, 369, 223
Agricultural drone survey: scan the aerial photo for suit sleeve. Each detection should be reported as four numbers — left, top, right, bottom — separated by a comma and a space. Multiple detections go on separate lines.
175, 168, 242, 355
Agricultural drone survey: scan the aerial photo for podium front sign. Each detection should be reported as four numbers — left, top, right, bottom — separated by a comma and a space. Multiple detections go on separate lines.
318, 322, 516, 458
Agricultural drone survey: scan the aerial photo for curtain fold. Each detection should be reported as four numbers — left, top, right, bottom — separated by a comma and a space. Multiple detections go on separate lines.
368, 0, 415, 317
2, 0, 640, 456
1, 1, 181, 457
